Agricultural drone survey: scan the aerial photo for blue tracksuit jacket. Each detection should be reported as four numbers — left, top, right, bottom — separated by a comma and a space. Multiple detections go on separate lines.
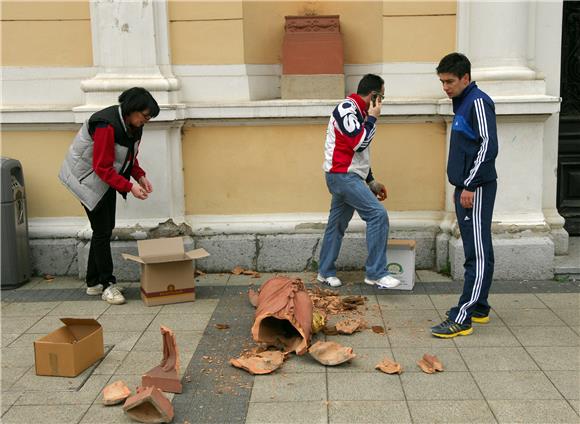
447, 82, 498, 191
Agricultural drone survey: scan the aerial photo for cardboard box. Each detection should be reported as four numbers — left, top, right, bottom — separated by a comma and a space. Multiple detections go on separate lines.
122, 237, 209, 306
386, 239, 416, 291
34, 318, 104, 377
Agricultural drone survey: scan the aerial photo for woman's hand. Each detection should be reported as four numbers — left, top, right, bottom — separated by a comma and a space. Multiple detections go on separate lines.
138, 176, 153, 193
130, 184, 148, 200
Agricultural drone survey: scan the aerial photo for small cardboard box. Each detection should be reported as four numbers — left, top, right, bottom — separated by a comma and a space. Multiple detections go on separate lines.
122, 237, 209, 306
386, 239, 416, 291
34, 318, 104, 377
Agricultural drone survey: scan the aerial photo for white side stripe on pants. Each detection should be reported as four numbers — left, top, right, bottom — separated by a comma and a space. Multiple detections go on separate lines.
457, 186, 485, 323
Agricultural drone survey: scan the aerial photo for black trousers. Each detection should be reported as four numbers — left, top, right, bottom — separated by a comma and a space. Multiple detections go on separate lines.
84, 188, 117, 288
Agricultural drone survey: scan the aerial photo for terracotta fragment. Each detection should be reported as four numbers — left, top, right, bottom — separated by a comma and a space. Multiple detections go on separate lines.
229, 350, 285, 375
371, 325, 385, 334
322, 325, 339, 336
308, 341, 356, 366
417, 353, 444, 374
232, 266, 260, 278
102, 380, 132, 405
248, 287, 259, 307
308, 287, 366, 315
251, 277, 313, 355
232, 266, 244, 275
375, 357, 403, 375
123, 386, 174, 423
215, 324, 230, 330
142, 326, 182, 394
336, 318, 366, 335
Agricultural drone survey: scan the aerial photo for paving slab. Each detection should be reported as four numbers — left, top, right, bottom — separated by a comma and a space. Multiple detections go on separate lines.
11, 364, 95, 392
545, 370, 580, 400
102, 331, 142, 352
488, 293, 547, 309
26, 314, 100, 334
328, 400, 411, 423
387, 326, 453, 348
1, 316, 41, 335
1, 348, 36, 368
494, 308, 567, 327
1, 391, 22, 416
148, 312, 213, 332
250, 373, 326, 402
526, 346, 580, 371
472, 371, 564, 400
376, 294, 435, 309
159, 298, 219, 314
553, 308, 580, 327
78, 403, 137, 424
1, 367, 30, 391
92, 350, 129, 375
1, 333, 21, 347
98, 301, 161, 315
246, 401, 328, 424
280, 352, 326, 374
132, 330, 203, 354
1, 404, 89, 424
401, 372, 482, 400
47, 300, 110, 317
416, 270, 452, 282
407, 400, 497, 423
1, 301, 60, 316
536, 293, 580, 310
429, 294, 463, 310
327, 372, 405, 401
391, 347, 468, 372
459, 347, 539, 371
96, 313, 157, 332
512, 326, 580, 347
325, 329, 390, 349
488, 400, 580, 423
383, 309, 443, 328
452, 325, 521, 347
326, 348, 393, 374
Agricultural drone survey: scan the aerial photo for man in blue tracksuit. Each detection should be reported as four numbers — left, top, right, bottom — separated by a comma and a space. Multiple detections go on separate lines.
431, 53, 499, 338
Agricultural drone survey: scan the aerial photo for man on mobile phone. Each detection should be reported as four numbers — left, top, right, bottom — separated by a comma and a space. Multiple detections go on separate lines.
317, 74, 401, 290
431, 53, 499, 338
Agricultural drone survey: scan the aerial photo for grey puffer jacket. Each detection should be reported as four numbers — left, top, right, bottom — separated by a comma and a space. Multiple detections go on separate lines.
59, 111, 132, 211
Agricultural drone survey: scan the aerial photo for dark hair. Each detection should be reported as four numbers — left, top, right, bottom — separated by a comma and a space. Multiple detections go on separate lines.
118, 87, 160, 118
436, 53, 471, 79
356, 74, 385, 96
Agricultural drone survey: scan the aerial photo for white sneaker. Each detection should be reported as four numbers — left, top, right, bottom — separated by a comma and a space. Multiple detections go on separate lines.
102, 286, 126, 305
364, 275, 401, 289
86, 283, 124, 296
317, 274, 342, 288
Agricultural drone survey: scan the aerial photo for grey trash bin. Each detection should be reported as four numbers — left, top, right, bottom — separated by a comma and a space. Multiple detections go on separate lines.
1, 157, 31, 289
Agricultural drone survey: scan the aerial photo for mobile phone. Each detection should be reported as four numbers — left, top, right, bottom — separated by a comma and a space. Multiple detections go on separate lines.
371, 93, 378, 107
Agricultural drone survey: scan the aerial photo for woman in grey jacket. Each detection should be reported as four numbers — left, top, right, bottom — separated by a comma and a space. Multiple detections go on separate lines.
59, 87, 159, 304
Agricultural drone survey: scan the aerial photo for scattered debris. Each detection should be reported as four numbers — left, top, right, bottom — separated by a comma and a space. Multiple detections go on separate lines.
371, 325, 385, 334
308, 287, 366, 316
248, 287, 259, 307
336, 318, 367, 335
43, 274, 55, 281
123, 386, 174, 423
195, 269, 206, 277
215, 324, 230, 330
230, 350, 285, 375
232, 266, 261, 278
308, 341, 356, 366
142, 326, 182, 394
417, 353, 444, 374
375, 357, 403, 374
311, 311, 327, 333
322, 325, 339, 336
252, 277, 313, 355
102, 380, 132, 405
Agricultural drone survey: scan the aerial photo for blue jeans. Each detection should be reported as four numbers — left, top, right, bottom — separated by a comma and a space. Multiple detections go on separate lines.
318, 172, 389, 280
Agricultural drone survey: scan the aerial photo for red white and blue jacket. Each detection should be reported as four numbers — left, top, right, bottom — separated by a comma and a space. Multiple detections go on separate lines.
448, 82, 498, 191
322, 93, 376, 180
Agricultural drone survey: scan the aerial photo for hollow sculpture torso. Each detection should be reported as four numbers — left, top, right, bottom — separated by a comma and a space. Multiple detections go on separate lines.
251, 276, 313, 355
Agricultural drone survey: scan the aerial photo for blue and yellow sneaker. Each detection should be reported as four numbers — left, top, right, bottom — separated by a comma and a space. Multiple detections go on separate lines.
445, 309, 490, 324
431, 318, 473, 338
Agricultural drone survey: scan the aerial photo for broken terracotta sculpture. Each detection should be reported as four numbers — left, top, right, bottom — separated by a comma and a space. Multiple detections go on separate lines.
335, 318, 366, 335
102, 380, 132, 405
123, 386, 174, 423
417, 353, 444, 374
142, 326, 182, 394
230, 350, 285, 375
308, 341, 356, 366
251, 276, 313, 355
375, 357, 403, 375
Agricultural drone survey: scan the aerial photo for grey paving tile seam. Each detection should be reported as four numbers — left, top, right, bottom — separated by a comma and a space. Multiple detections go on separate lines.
172, 286, 255, 423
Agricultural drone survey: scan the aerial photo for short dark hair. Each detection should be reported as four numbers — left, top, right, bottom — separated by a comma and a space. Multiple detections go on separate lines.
356, 74, 384, 96
118, 87, 160, 118
436, 53, 471, 79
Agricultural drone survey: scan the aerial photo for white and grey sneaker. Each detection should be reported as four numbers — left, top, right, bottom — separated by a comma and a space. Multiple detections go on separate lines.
364, 275, 401, 289
86, 283, 124, 296
316, 274, 342, 288
101, 286, 126, 305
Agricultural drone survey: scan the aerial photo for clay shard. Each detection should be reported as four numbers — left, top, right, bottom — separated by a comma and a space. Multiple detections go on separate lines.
123, 386, 174, 423
232, 266, 244, 275
308, 341, 356, 366
142, 326, 182, 394
375, 357, 403, 375
371, 325, 385, 334
215, 323, 230, 330
248, 287, 259, 308
251, 276, 313, 355
102, 380, 132, 405
417, 353, 444, 374
229, 350, 285, 375
335, 318, 366, 335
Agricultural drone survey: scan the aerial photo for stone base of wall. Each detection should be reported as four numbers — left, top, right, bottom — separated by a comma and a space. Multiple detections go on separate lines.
281, 74, 345, 99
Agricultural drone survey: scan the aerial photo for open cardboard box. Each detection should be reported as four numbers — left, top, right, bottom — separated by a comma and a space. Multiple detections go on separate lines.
122, 237, 209, 306
386, 239, 416, 290
34, 318, 104, 377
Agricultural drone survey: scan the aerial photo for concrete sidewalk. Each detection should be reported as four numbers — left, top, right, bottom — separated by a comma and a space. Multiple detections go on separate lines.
1, 272, 579, 423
